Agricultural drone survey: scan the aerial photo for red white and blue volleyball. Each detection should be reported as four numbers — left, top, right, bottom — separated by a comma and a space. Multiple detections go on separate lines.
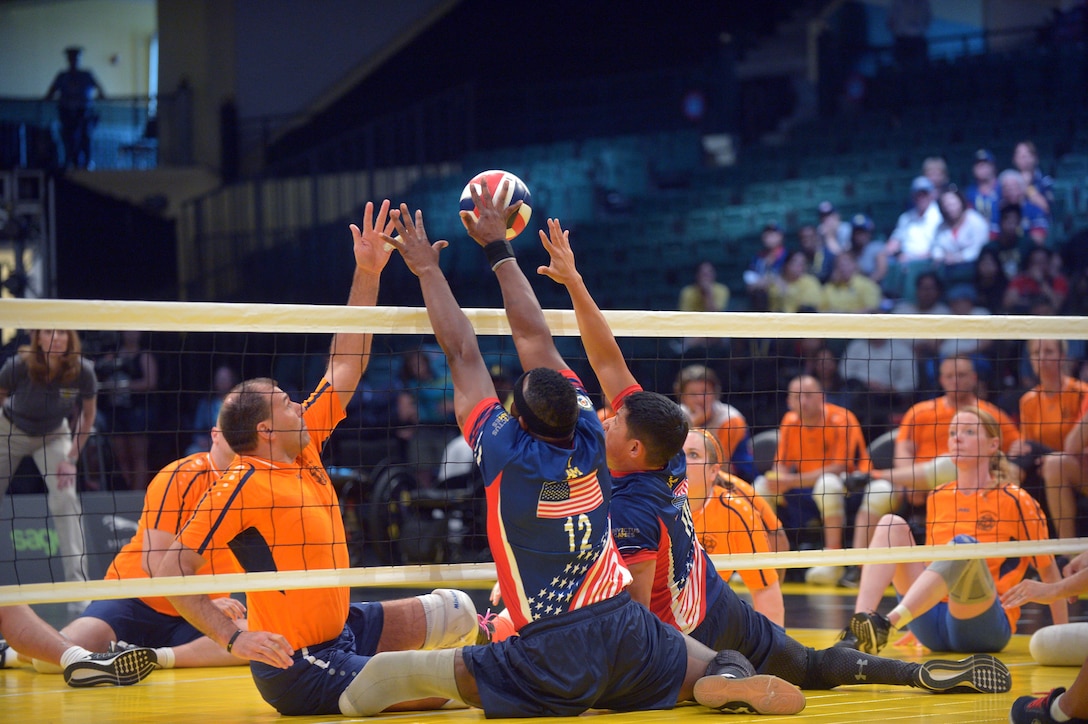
459, 169, 533, 240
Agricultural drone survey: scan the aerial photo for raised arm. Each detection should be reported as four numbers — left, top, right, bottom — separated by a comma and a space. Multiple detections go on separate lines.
537, 218, 637, 403
386, 205, 495, 432
460, 180, 565, 372
324, 200, 394, 410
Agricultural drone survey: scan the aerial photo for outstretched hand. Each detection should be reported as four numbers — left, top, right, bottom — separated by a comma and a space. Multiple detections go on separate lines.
459, 178, 522, 246
350, 200, 395, 275
1000, 578, 1068, 608
383, 204, 448, 277
536, 218, 581, 286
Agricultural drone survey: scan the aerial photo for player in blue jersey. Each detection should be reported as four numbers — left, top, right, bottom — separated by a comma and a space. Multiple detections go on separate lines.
334, 187, 806, 718
536, 216, 1013, 697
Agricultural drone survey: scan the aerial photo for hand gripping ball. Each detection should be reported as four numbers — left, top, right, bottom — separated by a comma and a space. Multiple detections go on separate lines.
459, 170, 533, 240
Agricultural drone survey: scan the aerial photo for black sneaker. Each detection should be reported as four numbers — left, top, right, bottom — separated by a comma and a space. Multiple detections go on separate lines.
849, 611, 891, 655
838, 565, 861, 588
844, 471, 872, 493
915, 654, 1011, 694
693, 674, 806, 715
1010, 687, 1088, 723
64, 647, 159, 687
832, 625, 859, 649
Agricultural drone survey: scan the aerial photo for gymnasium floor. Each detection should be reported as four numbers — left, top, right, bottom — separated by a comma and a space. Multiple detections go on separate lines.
3, 582, 1084, 723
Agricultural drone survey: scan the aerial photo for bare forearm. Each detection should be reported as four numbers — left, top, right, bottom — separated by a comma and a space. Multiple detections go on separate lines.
327, 268, 381, 395
494, 261, 563, 370
563, 273, 634, 400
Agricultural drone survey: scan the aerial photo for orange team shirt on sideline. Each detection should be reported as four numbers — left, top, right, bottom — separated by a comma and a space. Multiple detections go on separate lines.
105, 451, 241, 616
925, 480, 1054, 631
897, 397, 1020, 462
178, 380, 348, 651
776, 403, 871, 474
707, 403, 750, 464
1019, 377, 1088, 451
717, 473, 782, 534
693, 482, 779, 590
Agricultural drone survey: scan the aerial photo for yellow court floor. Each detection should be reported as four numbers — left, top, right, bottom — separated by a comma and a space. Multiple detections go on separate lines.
0, 629, 1075, 724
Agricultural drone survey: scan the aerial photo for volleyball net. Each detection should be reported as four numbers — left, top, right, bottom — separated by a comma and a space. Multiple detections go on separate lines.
1, 297, 1087, 606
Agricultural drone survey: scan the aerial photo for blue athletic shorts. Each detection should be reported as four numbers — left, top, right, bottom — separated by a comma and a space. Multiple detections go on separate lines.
250, 601, 384, 716
691, 584, 792, 674
462, 591, 688, 718
82, 597, 207, 648
908, 598, 1012, 653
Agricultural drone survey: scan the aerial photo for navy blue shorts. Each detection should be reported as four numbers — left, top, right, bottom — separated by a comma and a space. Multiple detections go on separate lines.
691, 584, 799, 677
461, 591, 688, 718
82, 597, 207, 648
250, 601, 384, 716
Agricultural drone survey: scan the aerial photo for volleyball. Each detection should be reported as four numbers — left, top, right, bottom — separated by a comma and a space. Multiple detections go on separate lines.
459, 169, 532, 240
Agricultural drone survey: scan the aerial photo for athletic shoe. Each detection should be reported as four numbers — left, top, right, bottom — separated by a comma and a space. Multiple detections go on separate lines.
805, 565, 844, 586
838, 565, 861, 588
63, 647, 158, 688
1009, 687, 1088, 723
849, 611, 891, 654
693, 674, 806, 715
915, 654, 1011, 694
0, 638, 11, 668
844, 471, 872, 493
832, 625, 859, 649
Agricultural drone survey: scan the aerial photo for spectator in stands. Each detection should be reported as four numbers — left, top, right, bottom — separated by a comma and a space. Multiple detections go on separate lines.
820, 251, 883, 313
1012, 140, 1054, 217
743, 221, 787, 311
754, 374, 870, 585
1013, 339, 1088, 541
805, 344, 853, 411
768, 249, 822, 313
887, 0, 932, 68
892, 271, 949, 315
966, 149, 1000, 223
932, 187, 990, 283
816, 201, 850, 255
393, 348, 455, 490
984, 202, 1030, 277
0, 330, 95, 590
685, 429, 785, 626
839, 334, 916, 437
846, 356, 1021, 561
921, 156, 950, 194
881, 176, 941, 300
797, 224, 836, 282
95, 330, 159, 490
994, 170, 1049, 246
852, 214, 887, 283
838, 406, 1064, 656
185, 364, 238, 456
1004, 247, 1068, 314
44, 46, 105, 170
674, 364, 756, 482
973, 248, 1010, 314
679, 260, 729, 313
677, 260, 729, 352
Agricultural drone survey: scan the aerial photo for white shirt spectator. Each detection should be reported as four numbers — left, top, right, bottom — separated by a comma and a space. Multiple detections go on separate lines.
889, 201, 941, 261
840, 337, 917, 395
932, 207, 990, 265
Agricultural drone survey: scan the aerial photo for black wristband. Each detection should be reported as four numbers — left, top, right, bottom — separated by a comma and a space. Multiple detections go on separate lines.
484, 239, 515, 271
226, 629, 243, 653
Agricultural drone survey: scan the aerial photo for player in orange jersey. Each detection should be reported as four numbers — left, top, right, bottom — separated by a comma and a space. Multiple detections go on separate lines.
46, 426, 246, 672
1015, 339, 1088, 539
755, 374, 870, 585
154, 201, 479, 717
838, 407, 1066, 655
685, 429, 784, 625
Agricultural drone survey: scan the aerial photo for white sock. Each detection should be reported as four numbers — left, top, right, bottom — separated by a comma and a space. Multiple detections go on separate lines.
888, 603, 913, 629
153, 647, 175, 669
416, 589, 478, 649
1, 643, 27, 667
33, 658, 65, 674
1052, 692, 1072, 723
59, 645, 94, 669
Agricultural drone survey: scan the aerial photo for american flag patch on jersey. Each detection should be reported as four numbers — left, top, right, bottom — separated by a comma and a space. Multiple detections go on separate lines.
536, 472, 603, 518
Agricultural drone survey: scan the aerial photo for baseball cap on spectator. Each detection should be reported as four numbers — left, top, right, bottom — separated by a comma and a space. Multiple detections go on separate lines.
973, 149, 996, 165
851, 214, 874, 231
911, 176, 935, 194
946, 284, 977, 304
817, 200, 836, 217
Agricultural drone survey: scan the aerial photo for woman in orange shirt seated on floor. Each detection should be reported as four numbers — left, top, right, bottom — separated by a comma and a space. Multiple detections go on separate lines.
837, 407, 1066, 655
685, 429, 785, 626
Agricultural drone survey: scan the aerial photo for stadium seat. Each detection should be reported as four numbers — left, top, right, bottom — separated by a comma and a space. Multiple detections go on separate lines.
868, 428, 898, 471
751, 429, 779, 475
